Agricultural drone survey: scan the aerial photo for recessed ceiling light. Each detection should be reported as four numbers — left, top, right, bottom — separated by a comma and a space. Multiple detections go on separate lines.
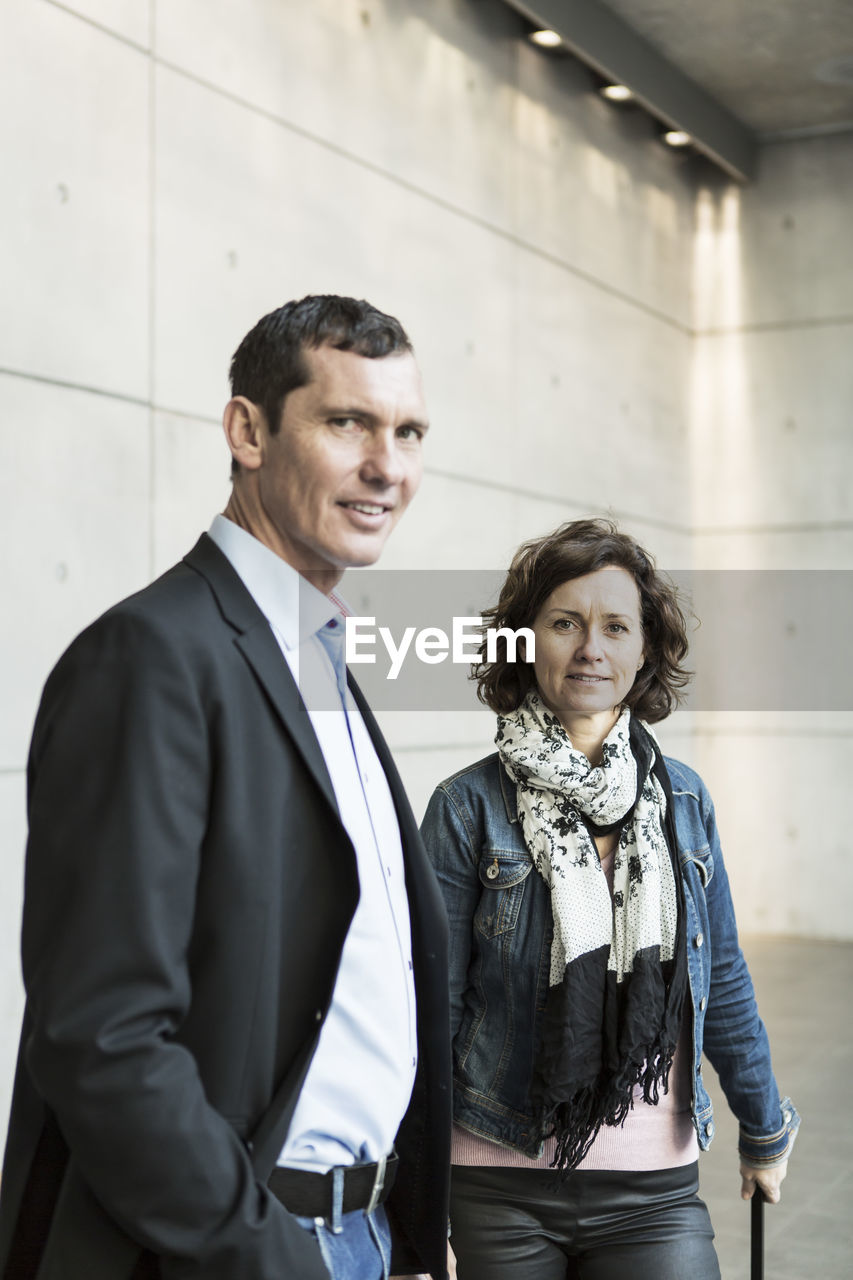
663, 129, 692, 148
529, 29, 562, 48
601, 84, 633, 102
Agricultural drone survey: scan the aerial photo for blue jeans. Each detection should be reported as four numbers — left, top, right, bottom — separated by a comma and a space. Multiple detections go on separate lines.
295, 1204, 392, 1280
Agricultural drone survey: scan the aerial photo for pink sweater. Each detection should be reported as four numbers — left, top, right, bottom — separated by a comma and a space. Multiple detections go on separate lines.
451, 1019, 698, 1171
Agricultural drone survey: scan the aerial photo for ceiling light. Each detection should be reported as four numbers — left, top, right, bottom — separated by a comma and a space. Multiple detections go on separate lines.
663, 129, 692, 148
529, 29, 562, 48
600, 84, 633, 102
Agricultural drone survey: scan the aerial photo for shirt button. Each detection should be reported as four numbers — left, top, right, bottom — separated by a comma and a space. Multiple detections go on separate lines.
699, 997, 707, 1011
408, 959, 413, 971
694, 932, 704, 948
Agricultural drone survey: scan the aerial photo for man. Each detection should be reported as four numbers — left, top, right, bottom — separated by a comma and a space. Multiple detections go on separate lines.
0, 296, 451, 1280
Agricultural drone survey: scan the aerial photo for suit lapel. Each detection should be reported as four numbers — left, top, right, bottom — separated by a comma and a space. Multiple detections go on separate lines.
235, 627, 339, 815
184, 535, 340, 817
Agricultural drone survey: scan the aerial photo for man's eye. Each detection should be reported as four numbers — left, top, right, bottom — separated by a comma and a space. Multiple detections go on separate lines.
397, 425, 424, 441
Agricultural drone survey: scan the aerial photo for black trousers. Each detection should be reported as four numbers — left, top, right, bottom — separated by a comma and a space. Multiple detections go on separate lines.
449, 1161, 720, 1280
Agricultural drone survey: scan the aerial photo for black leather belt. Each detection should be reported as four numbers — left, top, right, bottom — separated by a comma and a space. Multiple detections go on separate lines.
269, 1153, 398, 1219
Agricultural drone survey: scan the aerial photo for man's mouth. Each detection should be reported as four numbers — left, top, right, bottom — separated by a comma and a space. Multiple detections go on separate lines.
339, 501, 392, 516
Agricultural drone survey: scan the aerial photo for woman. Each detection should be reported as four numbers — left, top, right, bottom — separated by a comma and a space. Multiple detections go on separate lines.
421, 519, 798, 1280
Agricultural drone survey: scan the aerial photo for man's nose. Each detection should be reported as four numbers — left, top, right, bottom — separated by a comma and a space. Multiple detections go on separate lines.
360, 430, 406, 485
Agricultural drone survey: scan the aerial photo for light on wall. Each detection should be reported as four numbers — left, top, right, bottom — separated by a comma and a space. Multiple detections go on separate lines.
663, 129, 692, 148
600, 84, 633, 102
529, 29, 563, 48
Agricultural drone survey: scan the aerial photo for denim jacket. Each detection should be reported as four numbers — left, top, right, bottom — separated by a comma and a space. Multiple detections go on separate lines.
421, 751, 800, 1167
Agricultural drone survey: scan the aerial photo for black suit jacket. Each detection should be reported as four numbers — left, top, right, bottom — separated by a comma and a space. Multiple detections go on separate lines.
0, 536, 451, 1280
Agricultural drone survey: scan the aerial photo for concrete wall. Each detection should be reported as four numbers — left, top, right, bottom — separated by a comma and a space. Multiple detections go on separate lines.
688, 133, 853, 938
0, 0, 848, 1130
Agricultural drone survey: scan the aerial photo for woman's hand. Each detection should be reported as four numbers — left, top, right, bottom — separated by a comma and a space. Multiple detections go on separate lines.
740, 1159, 788, 1204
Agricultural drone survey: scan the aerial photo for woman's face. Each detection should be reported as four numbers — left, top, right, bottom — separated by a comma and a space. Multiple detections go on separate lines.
530, 566, 646, 736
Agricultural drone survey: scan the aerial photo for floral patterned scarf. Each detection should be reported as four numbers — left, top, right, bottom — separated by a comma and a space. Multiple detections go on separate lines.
496, 692, 687, 1170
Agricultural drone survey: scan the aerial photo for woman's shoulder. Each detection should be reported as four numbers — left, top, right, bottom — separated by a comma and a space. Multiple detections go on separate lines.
661, 753, 711, 803
432, 751, 503, 797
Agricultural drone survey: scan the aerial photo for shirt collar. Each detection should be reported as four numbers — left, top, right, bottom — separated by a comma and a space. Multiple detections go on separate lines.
207, 514, 345, 649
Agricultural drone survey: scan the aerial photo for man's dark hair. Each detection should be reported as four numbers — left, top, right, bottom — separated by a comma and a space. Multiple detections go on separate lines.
228, 295, 413, 474
474, 518, 692, 723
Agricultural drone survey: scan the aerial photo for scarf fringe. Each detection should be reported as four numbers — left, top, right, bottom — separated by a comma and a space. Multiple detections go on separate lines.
546, 1043, 677, 1174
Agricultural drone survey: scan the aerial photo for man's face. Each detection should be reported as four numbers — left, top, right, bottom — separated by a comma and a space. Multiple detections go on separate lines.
254, 344, 428, 584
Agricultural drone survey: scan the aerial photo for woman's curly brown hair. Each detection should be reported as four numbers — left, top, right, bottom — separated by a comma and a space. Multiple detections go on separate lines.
473, 518, 691, 723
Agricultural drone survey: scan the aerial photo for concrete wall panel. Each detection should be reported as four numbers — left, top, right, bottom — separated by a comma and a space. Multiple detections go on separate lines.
694, 136, 853, 332
692, 728, 853, 938
0, 376, 150, 771
156, 0, 520, 235
693, 528, 853, 570
151, 412, 232, 575
50, 0, 152, 48
691, 325, 853, 527
516, 255, 691, 526
0, 0, 149, 398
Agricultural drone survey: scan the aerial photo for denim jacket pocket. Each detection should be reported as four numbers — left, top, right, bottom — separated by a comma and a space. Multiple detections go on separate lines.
681, 845, 715, 889
474, 853, 532, 938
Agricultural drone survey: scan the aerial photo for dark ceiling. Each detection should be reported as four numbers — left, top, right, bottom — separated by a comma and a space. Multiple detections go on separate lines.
603, 0, 853, 136
500, 0, 853, 178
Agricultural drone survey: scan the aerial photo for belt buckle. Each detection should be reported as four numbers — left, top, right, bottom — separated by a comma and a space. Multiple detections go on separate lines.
364, 1153, 387, 1216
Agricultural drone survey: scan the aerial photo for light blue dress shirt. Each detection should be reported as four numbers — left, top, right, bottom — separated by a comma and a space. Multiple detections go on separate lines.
207, 516, 417, 1172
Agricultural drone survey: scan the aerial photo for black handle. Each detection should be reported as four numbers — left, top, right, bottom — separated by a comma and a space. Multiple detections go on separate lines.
750, 1189, 764, 1280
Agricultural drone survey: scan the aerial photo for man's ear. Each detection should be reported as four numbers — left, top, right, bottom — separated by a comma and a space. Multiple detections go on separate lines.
222, 397, 265, 472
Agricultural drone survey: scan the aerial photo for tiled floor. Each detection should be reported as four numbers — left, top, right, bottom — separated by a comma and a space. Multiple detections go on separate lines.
698, 936, 853, 1279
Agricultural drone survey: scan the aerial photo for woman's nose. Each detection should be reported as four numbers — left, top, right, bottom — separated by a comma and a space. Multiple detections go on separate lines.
574, 629, 604, 661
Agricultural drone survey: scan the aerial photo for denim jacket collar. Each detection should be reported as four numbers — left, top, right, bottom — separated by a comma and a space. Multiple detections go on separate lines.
498, 761, 519, 825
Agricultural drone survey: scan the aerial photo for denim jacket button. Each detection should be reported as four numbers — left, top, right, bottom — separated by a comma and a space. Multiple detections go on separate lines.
783, 1109, 792, 1123
705, 1122, 714, 1137
486, 861, 500, 880
699, 996, 707, 1011
694, 932, 704, 947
